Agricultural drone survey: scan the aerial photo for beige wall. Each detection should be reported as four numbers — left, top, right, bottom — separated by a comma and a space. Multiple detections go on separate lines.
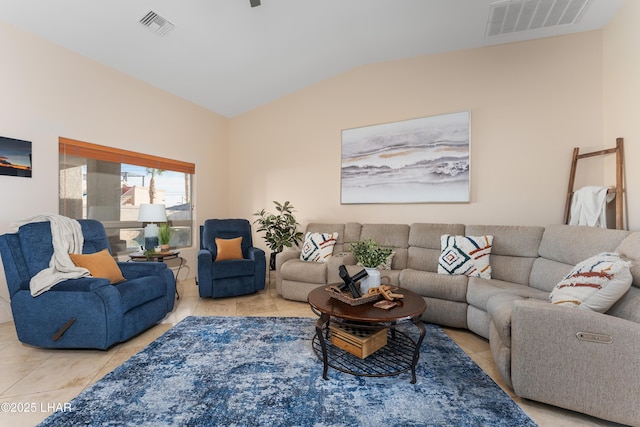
2, 6, 638, 324
230, 31, 606, 252
604, 0, 640, 230
0, 22, 229, 323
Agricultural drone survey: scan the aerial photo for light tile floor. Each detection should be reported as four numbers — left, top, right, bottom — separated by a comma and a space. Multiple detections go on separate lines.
0, 277, 625, 427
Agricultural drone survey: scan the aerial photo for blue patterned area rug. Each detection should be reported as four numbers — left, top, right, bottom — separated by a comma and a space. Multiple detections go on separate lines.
38, 316, 536, 427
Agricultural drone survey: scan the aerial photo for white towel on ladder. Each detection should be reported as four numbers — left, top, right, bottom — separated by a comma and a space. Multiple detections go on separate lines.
569, 186, 612, 228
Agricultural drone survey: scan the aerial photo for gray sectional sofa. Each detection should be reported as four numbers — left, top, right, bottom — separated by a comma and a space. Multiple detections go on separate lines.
276, 222, 640, 427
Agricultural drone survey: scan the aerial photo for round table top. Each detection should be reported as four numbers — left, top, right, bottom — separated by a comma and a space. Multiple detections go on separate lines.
129, 250, 180, 260
307, 286, 426, 323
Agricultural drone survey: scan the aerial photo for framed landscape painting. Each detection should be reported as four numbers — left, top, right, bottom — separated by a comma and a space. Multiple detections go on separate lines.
341, 111, 470, 204
0, 136, 32, 178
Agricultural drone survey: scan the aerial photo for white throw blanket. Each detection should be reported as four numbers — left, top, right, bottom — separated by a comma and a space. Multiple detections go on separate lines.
569, 186, 613, 228
12, 214, 90, 296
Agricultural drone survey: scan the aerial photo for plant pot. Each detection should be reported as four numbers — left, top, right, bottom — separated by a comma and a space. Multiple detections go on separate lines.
160, 244, 170, 251
360, 267, 381, 293
269, 252, 278, 271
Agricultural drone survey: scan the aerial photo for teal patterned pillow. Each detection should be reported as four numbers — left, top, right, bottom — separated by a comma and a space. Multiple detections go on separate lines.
300, 232, 338, 262
438, 235, 493, 279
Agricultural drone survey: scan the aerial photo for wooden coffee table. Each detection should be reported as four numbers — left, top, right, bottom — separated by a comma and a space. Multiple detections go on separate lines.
307, 286, 427, 383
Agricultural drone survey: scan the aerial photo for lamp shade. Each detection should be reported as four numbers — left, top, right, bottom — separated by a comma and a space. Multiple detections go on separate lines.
138, 204, 167, 223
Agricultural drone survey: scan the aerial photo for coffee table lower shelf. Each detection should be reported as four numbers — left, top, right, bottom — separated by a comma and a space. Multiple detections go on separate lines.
312, 328, 418, 379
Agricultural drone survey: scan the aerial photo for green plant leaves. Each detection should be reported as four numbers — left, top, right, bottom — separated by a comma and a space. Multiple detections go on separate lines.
349, 239, 392, 268
253, 201, 304, 253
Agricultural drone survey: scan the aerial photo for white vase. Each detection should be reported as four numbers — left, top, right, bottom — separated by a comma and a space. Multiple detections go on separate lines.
360, 267, 381, 294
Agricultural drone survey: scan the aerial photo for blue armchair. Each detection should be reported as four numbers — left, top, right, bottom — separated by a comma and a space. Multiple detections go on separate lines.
197, 219, 266, 298
0, 219, 176, 349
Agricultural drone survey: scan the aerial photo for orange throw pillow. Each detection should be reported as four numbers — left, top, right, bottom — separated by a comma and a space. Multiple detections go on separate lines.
215, 237, 243, 261
69, 249, 125, 284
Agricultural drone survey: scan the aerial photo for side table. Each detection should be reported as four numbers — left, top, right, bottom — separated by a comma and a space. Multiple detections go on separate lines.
128, 250, 184, 299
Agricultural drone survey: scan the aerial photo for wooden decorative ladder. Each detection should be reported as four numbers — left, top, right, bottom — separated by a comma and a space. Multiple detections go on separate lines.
563, 137, 625, 230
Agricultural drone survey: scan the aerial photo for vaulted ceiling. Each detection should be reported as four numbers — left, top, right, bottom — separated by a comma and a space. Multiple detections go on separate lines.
0, 0, 625, 117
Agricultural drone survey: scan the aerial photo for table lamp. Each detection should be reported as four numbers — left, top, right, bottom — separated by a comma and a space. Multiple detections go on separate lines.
138, 203, 167, 250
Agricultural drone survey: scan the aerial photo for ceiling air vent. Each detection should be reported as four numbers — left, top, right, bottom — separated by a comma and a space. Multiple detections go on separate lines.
486, 0, 591, 37
139, 10, 174, 36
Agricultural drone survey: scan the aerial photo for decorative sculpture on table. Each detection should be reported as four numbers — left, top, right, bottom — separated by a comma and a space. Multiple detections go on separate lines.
337, 265, 366, 298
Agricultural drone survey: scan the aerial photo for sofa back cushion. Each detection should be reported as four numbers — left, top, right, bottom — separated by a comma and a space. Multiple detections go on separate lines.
608, 232, 640, 324
344, 222, 362, 245
305, 223, 346, 254
18, 222, 56, 277
201, 219, 253, 258
466, 225, 543, 286
17, 219, 110, 278
615, 232, 640, 289
345, 224, 410, 270
407, 223, 465, 272
529, 224, 631, 292
80, 220, 112, 254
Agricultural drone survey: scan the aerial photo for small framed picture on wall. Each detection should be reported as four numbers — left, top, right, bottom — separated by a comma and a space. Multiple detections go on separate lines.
0, 136, 32, 178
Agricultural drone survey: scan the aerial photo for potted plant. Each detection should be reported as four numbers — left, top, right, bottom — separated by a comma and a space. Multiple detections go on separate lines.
253, 201, 304, 270
158, 223, 172, 251
349, 239, 393, 292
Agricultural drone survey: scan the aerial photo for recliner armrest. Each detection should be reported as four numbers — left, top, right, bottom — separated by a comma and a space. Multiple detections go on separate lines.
247, 246, 265, 261
511, 300, 640, 426
275, 249, 301, 271
118, 261, 168, 280
45, 277, 112, 292
197, 248, 213, 265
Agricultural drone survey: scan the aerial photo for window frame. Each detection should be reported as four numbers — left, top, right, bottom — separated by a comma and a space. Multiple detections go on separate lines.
59, 137, 195, 253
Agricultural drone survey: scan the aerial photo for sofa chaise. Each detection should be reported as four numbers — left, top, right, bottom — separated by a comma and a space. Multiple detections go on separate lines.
276, 221, 640, 427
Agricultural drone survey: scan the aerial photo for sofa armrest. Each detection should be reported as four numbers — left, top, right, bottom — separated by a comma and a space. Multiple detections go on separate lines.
118, 261, 168, 280
197, 247, 213, 272
511, 300, 640, 426
275, 249, 300, 271
274, 249, 300, 294
46, 277, 112, 292
247, 246, 265, 262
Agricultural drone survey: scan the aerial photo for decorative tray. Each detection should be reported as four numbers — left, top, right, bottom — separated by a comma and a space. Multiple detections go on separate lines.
326, 285, 382, 306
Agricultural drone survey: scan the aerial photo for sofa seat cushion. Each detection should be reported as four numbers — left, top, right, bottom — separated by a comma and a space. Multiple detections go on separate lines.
281, 259, 327, 284
211, 259, 255, 279
399, 269, 468, 302
115, 276, 166, 313
466, 277, 548, 311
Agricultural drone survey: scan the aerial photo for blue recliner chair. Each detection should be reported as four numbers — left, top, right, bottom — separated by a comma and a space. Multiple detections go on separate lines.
197, 219, 266, 298
0, 219, 176, 349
